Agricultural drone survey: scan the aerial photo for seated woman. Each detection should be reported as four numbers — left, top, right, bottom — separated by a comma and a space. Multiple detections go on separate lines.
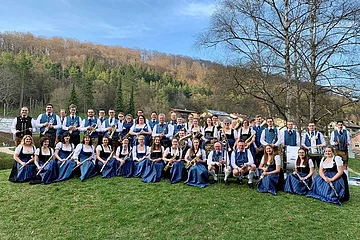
54, 131, 76, 182
33, 137, 58, 184
257, 145, 284, 195
96, 136, 117, 178
116, 137, 133, 177
142, 136, 165, 183
132, 135, 150, 177
184, 138, 209, 188
73, 133, 97, 181
163, 138, 184, 184
306, 145, 349, 206
9, 135, 36, 182
284, 147, 314, 195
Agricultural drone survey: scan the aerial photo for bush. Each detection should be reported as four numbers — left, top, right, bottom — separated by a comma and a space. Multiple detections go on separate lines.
0, 152, 14, 170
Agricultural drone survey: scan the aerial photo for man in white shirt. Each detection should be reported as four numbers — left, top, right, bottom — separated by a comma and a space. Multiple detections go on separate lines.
231, 141, 256, 188
207, 142, 230, 185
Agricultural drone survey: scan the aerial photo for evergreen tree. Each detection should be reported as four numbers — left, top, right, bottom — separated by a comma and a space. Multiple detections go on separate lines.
68, 84, 78, 107
128, 86, 135, 116
83, 72, 95, 109
115, 75, 124, 112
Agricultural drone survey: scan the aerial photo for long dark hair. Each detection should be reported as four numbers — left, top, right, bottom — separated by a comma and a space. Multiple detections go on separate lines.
296, 147, 309, 167
189, 138, 200, 157
151, 136, 161, 152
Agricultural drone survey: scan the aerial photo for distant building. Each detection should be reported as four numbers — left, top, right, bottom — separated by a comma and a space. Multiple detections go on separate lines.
170, 108, 198, 119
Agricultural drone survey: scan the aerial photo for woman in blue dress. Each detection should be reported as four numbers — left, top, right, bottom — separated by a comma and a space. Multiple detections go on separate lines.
129, 115, 152, 146
33, 137, 58, 184
132, 135, 150, 177
306, 145, 349, 206
96, 136, 117, 178
184, 138, 209, 188
54, 131, 76, 182
142, 136, 165, 183
284, 147, 314, 195
9, 135, 36, 182
163, 138, 184, 184
201, 117, 218, 154
257, 145, 284, 195
73, 134, 97, 181
116, 137, 133, 177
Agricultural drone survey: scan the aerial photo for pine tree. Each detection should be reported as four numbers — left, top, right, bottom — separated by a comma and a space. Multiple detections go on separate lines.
68, 84, 78, 107
128, 86, 135, 116
115, 75, 124, 112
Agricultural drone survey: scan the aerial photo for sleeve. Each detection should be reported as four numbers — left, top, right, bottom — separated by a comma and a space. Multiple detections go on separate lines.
201, 149, 206, 160
308, 159, 314, 168
334, 156, 344, 166
146, 146, 151, 156
163, 147, 170, 157
116, 146, 121, 157
31, 118, 37, 132
213, 128, 218, 138
274, 129, 281, 146
185, 149, 191, 160
275, 155, 281, 166
346, 130, 351, 145
301, 133, 307, 147
230, 151, 237, 169
260, 155, 265, 165
330, 131, 335, 145
79, 119, 86, 132
35, 148, 40, 156
296, 131, 300, 146
166, 125, 174, 139
207, 151, 214, 165
319, 132, 326, 146
116, 121, 123, 133
55, 142, 62, 150
53, 115, 62, 129
10, 117, 17, 134
72, 144, 83, 160
247, 150, 254, 165
36, 114, 43, 128
233, 130, 238, 139
260, 130, 267, 146
96, 145, 102, 152
62, 117, 68, 130
95, 119, 101, 132
319, 157, 325, 168
152, 125, 158, 137
278, 130, 285, 145
14, 145, 22, 154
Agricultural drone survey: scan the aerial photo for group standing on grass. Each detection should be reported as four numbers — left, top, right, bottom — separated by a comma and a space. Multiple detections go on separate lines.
9, 104, 350, 206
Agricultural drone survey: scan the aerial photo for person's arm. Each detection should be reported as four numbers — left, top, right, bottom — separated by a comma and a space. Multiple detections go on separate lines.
296, 131, 300, 146
34, 148, 41, 169
230, 151, 238, 169
96, 145, 106, 164
301, 133, 308, 149
207, 151, 214, 166
329, 131, 336, 145
152, 125, 159, 137
274, 129, 281, 146
72, 144, 82, 164
10, 118, 17, 134
346, 130, 351, 146
165, 125, 174, 139
319, 132, 326, 147
52, 115, 62, 130
129, 125, 137, 136
247, 150, 254, 165
265, 155, 281, 175
13, 145, 25, 165
260, 130, 267, 147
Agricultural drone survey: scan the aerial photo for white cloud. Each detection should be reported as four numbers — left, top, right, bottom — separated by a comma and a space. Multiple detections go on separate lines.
178, 2, 216, 18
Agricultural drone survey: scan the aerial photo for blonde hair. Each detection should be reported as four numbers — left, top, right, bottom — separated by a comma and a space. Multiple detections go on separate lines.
20, 135, 35, 147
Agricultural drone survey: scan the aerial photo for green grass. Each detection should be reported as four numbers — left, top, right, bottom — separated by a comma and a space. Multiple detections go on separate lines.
0, 170, 359, 240
0, 152, 13, 170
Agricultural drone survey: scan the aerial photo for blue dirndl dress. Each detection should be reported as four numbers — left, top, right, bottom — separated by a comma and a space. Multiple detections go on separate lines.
142, 150, 164, 183
306, 157, 349, 206
132, 146, 150, 177
257, 163, 284, 195
96, 145, 117, 178
284, 165, 312, 195
56, 143, 76, 182
9, 146, 36, 182
36, 148, 58, 184
78, 145, 97, 181
184, 153, 210, 188
116, 145, 133, 177
132, 124, 151, 146
164, 150, 185, 184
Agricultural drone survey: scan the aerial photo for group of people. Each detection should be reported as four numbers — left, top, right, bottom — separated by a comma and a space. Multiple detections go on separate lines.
9, 104, 351, 205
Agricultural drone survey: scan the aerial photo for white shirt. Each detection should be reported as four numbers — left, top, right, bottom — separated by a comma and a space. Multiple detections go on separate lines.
260, 155, 281, 166
131, 146, 150, 161
320, 156, 343, 168
330, 129, 351, 146
230, 149, 254, 169
185, 148, 206, 161
301, 131, 326, 147
62, 115, 82, 131
152, 124, 174, 139
79, 118, 102, 133
11, 116, 37, 134
55, 142, 74, 151
163, 147, 182, 159
73, 144, 95, 162
279, 128, 300, 146
36, 113, 62, 131
260, 128, 281, 146
207, 149, 229, 166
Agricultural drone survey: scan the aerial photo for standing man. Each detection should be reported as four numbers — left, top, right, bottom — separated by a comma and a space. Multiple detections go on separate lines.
56, 109, 67, 143
11, 107, 36, 146
62, 104, 82, 146
168, 111, 177, 126
301, 122, 326, 168
80, 109, 100, 146
173, 117, 185, 136
36, 103, 61, 148
148, 111, 159, 131
330, 120, 351, 178
280, 120, 300, 147
260, 117, 281, 148
252, 115, 265, 167
105, 108, 120, 151
152, 113, 174, 149
97, 109, 107, 144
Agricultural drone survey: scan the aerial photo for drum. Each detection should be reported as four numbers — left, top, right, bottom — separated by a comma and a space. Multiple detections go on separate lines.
308, 147, 324, 157
285, 146, 299, 170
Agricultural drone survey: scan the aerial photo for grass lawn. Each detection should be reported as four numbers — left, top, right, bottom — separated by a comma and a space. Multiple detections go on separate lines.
0, 168, 360, 240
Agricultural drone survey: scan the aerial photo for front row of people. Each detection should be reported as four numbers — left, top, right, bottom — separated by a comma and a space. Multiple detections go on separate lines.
9, 133, 350, 206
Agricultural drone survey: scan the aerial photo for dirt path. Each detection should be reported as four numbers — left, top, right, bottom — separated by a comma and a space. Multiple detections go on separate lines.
0, 147, 14, 155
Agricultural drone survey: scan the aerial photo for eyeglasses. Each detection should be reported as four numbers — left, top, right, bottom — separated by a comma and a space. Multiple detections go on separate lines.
118, 115, 124, 117
225, 123, 230, 125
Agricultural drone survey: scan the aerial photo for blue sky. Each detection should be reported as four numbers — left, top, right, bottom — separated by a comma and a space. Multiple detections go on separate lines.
0, 0, 220, 61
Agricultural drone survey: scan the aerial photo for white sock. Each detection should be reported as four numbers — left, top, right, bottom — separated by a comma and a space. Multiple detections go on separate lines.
248, 170, 255, 183
209, 170, 217, 180
224, 169, 230, 181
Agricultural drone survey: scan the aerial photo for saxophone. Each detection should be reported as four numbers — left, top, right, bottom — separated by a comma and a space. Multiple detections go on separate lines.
163, 150, 178, 171
185, 152, 200, 169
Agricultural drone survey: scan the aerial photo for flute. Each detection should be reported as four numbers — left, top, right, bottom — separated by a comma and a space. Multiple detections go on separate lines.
72, 154, 94, 171
36, 153, 55, 175
19, 157, 34, 170
59, 151, 75, 168
295, 172, 311, 190
100, 151, 114, 173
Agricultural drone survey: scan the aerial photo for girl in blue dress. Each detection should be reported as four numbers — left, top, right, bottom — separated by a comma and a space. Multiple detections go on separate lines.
33, 137, 58, 184
116, 137, 133, 177
284, 147, 314, 195
73, 134, 97, 181
257, 145, 284, 195
132, 135, 151, 177
54, 132, 76, 182
306, 145, 349, 206
9, 135, 36, 182
142, 136, 165, 183
96, 136, 117, 178
163, 138, 184, 184
184, 138, 209, 188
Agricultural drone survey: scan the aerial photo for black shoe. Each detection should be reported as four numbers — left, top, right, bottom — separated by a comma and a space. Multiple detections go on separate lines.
248, 182, 254, 189
210, 179, 217, 184
237, 178, 243, 185
225, 180, 230, 186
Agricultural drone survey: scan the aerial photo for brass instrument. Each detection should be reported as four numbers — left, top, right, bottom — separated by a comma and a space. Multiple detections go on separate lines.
233, 118, 242, 131
108, 124, 117, 139
41, 118, 54, 135
244, 132, 256, 148
219, 128, 232, 152
68, 121, 78, 134
185, 151, 201, 169
87, 123, 98, 136
163, 150, 179, 171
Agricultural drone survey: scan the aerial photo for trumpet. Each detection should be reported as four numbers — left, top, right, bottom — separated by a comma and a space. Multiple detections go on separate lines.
87, 123, 98, 136
68, 121, 78, 134
41, 118, 54, 135
108, 124, 117, 139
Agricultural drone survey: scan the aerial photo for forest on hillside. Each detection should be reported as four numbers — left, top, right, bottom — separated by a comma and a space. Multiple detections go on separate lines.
0, 31, 359, 127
